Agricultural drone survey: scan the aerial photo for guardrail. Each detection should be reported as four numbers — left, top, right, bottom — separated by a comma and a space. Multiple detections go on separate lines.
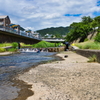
0, 27, 41, 40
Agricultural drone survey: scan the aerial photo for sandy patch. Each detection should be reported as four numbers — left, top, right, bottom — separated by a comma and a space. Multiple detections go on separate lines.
0, 52, 13, 56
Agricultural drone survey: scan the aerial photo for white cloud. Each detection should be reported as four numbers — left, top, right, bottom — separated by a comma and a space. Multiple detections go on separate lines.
0, 0, 99, 31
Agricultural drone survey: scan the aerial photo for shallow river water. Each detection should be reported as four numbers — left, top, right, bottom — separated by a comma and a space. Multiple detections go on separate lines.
0, 52, 56, 100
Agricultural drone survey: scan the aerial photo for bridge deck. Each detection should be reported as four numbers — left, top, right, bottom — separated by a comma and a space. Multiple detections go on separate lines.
0, 29, 41, 44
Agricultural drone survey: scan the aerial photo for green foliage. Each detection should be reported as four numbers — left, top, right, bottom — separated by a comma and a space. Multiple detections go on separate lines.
32, 41, 59, 48
88, 55, 97, 62
65, 21, 92, 42
19, 43, 32, 48
94, 16, 100, 24
75, 41, 100, 49
82, 16, 93, 24
82, 43, 93, 49
90, 20, 98, 30
84, 38, 89, 42
12, 42, 18, 49
0, 48, 6, 52
65, 16, 100, 42
7, 48, 17, 52
94, 33, 100, 42
0, 43, 12, 47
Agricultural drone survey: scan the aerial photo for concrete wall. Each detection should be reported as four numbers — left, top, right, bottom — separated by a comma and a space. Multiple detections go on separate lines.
48, 47, 65, 52
75, 49, 100, 63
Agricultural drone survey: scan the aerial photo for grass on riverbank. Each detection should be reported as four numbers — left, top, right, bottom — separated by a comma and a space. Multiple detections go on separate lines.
0, 48, 6, 52
74, 41, 100, 50
0, 42, 32, 52
0, 41, 62, 52
0, 42, 32, 48
32, 41, 63, 48
0, 47, 18, 52
0, 43, 12, 47
0, 41, 60, 48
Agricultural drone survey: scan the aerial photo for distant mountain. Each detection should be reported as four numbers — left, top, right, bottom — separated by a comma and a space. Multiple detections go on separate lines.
36, 26, 70, 37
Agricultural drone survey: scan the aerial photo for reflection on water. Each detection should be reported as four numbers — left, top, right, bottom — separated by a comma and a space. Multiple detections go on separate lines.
0, 52, 56, 100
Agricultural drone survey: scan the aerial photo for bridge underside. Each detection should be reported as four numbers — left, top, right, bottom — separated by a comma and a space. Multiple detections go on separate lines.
0, 30, 41, 44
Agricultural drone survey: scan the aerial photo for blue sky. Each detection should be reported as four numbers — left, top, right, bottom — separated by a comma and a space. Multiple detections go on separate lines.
0, 0, 100, 31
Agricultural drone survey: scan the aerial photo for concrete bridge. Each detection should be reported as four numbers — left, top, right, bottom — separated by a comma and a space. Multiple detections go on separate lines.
0, 27, 41, 44
42, 38, 65, 43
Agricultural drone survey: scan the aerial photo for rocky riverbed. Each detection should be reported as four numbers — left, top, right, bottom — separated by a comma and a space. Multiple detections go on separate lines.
17, 51, 100, 100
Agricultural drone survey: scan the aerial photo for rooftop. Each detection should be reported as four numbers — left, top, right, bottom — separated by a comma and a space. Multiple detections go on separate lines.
0, 15, 8, 19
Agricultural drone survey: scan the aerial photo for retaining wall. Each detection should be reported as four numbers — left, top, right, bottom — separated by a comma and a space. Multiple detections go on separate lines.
75, 49, 100, 63
48, 47, 65, 52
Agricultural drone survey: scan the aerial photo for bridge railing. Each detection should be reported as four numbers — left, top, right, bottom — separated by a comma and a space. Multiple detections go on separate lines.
42, 38, 65, 42
0, 26, 41, 40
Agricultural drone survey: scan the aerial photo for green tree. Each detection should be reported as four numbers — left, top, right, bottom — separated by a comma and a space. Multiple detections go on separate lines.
82, 16, 93, 24
94, 16, 100, 32
65, 16, 93, 42
91, 20, 98, 31
94, 16, 100, 23
94, 32, 100, 42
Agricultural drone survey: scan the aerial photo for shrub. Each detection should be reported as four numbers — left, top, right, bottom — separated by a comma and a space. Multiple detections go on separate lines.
12, 42, 18, 49
88, 54, 97, 62
0, 48, 6, 52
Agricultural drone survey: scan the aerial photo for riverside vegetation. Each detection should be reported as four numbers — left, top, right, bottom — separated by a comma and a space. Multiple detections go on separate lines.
74, 41, 100, 50
0, 41, 62, 52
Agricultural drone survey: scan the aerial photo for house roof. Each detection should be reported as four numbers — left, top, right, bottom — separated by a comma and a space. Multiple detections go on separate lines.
0, 15, 11, 23
0, 15, 8, 19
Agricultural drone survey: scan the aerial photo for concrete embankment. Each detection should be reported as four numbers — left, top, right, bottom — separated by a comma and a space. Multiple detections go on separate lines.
75, 49, 100, 63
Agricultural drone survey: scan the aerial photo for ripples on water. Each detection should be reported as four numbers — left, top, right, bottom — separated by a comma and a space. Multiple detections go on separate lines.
0, 52, 56, 100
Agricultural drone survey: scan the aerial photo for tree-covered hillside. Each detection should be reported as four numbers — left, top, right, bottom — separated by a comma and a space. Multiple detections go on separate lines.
36, 26, 70, 38
65, 16, 100, 42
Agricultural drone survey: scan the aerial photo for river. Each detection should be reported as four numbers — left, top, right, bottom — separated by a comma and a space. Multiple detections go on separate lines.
0, 51, 57, 100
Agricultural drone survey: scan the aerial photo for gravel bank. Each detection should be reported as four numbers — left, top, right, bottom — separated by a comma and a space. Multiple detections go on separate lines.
0, 52, 13, 56
17, 51, 100, 100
